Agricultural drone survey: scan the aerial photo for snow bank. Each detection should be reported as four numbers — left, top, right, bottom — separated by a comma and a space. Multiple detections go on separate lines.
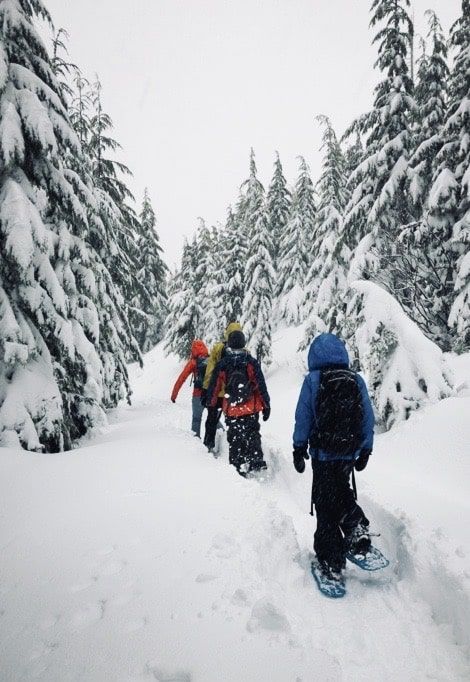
347, 280, 454, 426
0, 338, 469, 680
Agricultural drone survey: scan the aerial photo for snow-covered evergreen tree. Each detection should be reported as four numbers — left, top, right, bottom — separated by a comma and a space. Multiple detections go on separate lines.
303, 116, 350, 342
220, 206, 245, 325
266, 152, 291, 264
443, 0, 470, 348
192, 217, 214, 339
344, 0, 416, 289
69, 70, 92, 153
394, 2, 469, 350
237, 149, 275, 361
68, 72, 140, 324
202, 224, 225, 346
305, 117, 347, 304
164, 241, 201, 359
0, 0, 135, 451
131, 189, 168, 352
276, 191, 308, 325
339, 124, 364, 265
293, 156, 316, 261
409, 11, 450, 216
242, 200, 275, 365
276, 156, 315, 326
91, 81, 138, 261
241, 149, 265, 240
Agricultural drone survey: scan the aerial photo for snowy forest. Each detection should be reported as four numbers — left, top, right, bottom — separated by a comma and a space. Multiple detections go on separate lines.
165, 0, 469, 429
2, 0, 470, 679
0, 1, 168, 452
0, 0, 468, 448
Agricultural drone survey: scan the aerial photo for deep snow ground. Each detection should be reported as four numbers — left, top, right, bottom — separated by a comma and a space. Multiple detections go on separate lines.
1, 330, 469, 681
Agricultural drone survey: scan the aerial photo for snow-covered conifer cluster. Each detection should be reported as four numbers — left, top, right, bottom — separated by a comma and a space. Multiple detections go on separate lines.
0, 1, 167, 451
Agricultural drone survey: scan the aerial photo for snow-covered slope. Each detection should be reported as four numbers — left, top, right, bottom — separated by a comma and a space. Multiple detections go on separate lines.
1, 331, 469, 681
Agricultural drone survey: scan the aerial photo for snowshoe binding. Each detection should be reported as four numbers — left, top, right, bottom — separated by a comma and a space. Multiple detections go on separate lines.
345, 524, 389, 571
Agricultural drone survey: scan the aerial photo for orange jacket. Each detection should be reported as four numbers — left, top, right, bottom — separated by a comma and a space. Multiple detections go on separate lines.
171, 339, 209, 400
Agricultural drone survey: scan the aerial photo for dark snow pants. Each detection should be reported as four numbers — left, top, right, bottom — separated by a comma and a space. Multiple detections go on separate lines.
203, 398, 223, 449
225, 413, 267, 474
312, 459, 369, 572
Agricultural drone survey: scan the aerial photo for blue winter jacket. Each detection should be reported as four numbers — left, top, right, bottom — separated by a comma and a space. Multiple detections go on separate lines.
292, 333, 374, 462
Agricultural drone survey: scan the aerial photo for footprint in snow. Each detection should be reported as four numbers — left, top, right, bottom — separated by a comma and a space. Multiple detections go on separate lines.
209, 534, 240, 559
195, 573, 218, 583
246, 598, 291, 633
145, 663, 192, 681
231, 588, 250, 606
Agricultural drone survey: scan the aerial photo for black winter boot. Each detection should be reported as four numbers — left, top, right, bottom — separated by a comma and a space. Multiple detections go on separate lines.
345, 523, 371, 556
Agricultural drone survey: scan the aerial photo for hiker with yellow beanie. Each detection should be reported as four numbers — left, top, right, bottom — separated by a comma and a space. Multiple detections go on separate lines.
201, 322, 242, 452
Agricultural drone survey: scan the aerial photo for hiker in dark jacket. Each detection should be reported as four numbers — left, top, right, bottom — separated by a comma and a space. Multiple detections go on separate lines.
293, 333, 375, 579
206, 330, 270, 476
171, 339, 209, 437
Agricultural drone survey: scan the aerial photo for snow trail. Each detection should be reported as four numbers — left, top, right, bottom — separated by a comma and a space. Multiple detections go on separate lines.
0, 335, 469, 681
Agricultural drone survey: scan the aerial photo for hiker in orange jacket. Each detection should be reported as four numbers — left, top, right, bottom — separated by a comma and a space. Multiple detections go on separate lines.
171, 339, 209, 437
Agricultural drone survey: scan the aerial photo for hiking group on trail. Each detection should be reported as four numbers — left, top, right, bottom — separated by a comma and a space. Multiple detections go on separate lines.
171, 323, 270, 476
170, 324, 387, 597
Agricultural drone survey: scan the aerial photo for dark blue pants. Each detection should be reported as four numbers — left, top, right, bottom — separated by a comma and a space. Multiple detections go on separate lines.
191, 397, 204, 437
203, 398, 223, 448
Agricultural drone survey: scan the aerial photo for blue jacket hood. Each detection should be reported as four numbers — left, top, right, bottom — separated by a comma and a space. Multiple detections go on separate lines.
307, 333, 349, 371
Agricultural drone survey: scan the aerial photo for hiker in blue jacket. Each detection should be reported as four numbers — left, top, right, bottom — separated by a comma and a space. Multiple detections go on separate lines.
292, 333, 375, 581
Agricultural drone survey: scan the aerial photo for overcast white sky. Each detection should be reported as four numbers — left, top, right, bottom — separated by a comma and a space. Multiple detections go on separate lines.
42, 0, 461, 266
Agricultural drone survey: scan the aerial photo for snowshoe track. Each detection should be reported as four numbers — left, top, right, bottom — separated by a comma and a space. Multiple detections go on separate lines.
1, 342, 469, 681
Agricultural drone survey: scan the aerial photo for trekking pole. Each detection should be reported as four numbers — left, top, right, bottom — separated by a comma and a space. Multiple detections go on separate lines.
351, 468, 358, 501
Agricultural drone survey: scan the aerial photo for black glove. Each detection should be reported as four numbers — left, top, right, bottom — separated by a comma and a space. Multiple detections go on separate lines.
200, 389, 207, 407
262, 407, 271, 421
293, 445, 309, 473
355, 448, 372, 471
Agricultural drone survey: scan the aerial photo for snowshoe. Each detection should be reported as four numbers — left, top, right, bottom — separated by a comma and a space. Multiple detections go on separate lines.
346, 545, 389, 571
311, 560, 346, 599
246, 462, 270, 482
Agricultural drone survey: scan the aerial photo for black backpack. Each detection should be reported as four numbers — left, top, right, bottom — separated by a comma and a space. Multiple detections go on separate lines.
194, 357, 208, 390
310, 368, 363, 455
225, 356, 254, 406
